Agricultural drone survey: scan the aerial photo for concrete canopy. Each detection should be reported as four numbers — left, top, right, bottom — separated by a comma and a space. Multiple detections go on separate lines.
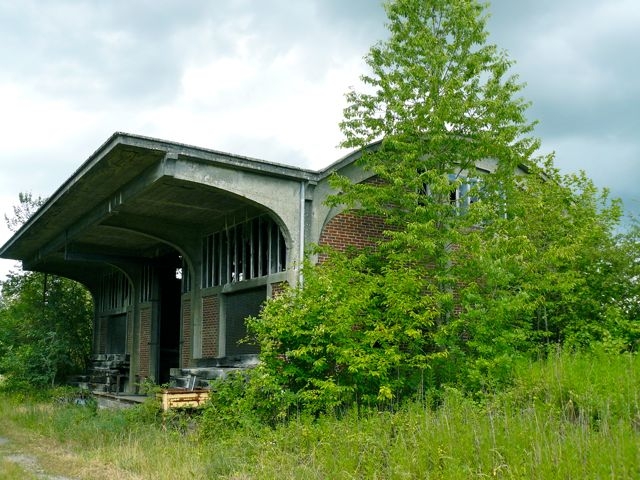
0, 132, 330, 287
0, 132, 377, 388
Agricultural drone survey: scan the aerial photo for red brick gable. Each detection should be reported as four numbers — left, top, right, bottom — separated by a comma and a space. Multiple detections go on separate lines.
318, 211, 386, 256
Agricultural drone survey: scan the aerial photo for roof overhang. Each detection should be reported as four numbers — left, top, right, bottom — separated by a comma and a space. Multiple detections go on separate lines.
1, 132, 350, 282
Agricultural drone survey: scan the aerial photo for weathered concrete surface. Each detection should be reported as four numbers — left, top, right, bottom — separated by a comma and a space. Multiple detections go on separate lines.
92, 391, 147, 409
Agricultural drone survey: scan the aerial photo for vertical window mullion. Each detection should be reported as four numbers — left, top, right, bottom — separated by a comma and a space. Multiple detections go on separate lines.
269, 222, 275, 274
207, 235, 212, 287
226, 228, 231, 283
276, 225, 281, 272
216, 232, 221, 286
250, 220, 255, 279
210, 233, 214, 286
261, 216, 269, 276
242, 223, 247, 281
201, 239, 205, 287
258, 217, 262, 277
232, 225, 238, 282
213, 233, 218, 286
279, 231, 286, 272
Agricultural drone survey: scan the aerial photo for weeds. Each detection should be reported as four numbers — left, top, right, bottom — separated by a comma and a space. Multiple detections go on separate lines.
0, 349, 639, 479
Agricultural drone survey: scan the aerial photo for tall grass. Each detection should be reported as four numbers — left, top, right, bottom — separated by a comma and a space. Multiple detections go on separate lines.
1, 348, 640, 479
0, 459, 39, 480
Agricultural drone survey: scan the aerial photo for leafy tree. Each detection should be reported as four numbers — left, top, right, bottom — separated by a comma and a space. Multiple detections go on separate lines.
249, 0, 639, 413
440, 161, 639, 391
329, 0, 543, 332
3, 192, 45, 233
0, 194, 93, 390
250, 0, 541, 410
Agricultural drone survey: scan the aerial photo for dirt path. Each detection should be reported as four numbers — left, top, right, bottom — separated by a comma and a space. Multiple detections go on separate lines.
0, 436, 74, 480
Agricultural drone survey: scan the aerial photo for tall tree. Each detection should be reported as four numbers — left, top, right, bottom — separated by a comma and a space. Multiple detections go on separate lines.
251, 0, 543, 410
335, 0, 539, 209
250, 0, 638, 412
0, 194, 93, 390
325, 0, 545, 387
329, 0, 543, 328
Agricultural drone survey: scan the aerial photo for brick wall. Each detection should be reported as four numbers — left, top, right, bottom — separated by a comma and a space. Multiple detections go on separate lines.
138, 306, 151, 378
318, 211, 386, 259
181, 298, 191, 368
270, 281, 288, 298
201, 295, 219, 358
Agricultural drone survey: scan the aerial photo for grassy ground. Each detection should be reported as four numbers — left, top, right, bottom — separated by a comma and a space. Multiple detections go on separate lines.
1, 348, 640, 479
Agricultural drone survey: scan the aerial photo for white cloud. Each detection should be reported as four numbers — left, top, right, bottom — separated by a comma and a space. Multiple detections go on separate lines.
0, 83, 97, 154
0, 0, 639, 285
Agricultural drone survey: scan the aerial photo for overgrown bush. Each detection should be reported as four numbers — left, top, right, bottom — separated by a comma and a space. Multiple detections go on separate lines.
246, 251, 449, 416
200, 368, 296, 439
237, 0, 640, 418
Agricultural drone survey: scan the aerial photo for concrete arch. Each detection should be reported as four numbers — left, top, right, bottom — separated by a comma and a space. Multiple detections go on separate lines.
171, 154, 310, 258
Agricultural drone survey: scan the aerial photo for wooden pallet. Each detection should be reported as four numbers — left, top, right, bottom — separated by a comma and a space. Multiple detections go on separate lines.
158, 388, 210, 411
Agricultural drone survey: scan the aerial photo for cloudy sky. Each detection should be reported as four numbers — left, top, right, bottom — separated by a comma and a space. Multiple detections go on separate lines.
0, 0, 638, 281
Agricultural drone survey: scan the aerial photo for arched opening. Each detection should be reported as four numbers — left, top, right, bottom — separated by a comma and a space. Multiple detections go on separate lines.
156, 252, 183, 384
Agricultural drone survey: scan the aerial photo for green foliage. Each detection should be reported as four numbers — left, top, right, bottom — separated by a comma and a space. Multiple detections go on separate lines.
336, 0, 538, 216
200, 349, 640, 478
124, 397, 164, 426
243, 0, 640, 413
439, 163, 639, 393
200, 369, 294, 438
321, 0, 544, 399
248, 252, 449, 413
2, 350, 640, 478
0, 271, 93, 389
499, 347, 640, 427
0, 193, 93, 390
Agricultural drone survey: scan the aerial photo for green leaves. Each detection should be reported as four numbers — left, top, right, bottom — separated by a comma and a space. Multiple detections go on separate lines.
248, 252, 444, 412
1, 194, 93, 390
0, 271, 93, 390
243, 0, 638, 417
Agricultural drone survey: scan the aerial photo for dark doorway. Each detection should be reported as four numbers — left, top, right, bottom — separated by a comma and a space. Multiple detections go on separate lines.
224, 286, 266, 356
157, 253, 182, 384
108, 314, 127, 354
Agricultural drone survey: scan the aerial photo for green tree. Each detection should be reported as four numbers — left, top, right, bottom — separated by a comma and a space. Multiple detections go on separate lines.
248, 0, 639, 413
440, 160, 639, 391
329, 0, 542, 332
0, 194, 93, 390
251, 0, 541, 410
3, 192, 45, 234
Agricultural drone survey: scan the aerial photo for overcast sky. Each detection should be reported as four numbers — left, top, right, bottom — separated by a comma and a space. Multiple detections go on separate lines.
1, 0, 638, 281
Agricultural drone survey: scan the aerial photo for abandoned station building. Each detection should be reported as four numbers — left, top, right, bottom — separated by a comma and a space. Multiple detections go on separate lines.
0, 132, 393, 391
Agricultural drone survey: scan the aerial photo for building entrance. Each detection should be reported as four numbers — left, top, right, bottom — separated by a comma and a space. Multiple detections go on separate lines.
157, 253, 182, 384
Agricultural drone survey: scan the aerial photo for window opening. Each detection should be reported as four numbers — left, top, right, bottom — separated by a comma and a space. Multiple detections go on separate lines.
140, 265, 153, 302
202, 214, 287, 288
99, 270, 132, 311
